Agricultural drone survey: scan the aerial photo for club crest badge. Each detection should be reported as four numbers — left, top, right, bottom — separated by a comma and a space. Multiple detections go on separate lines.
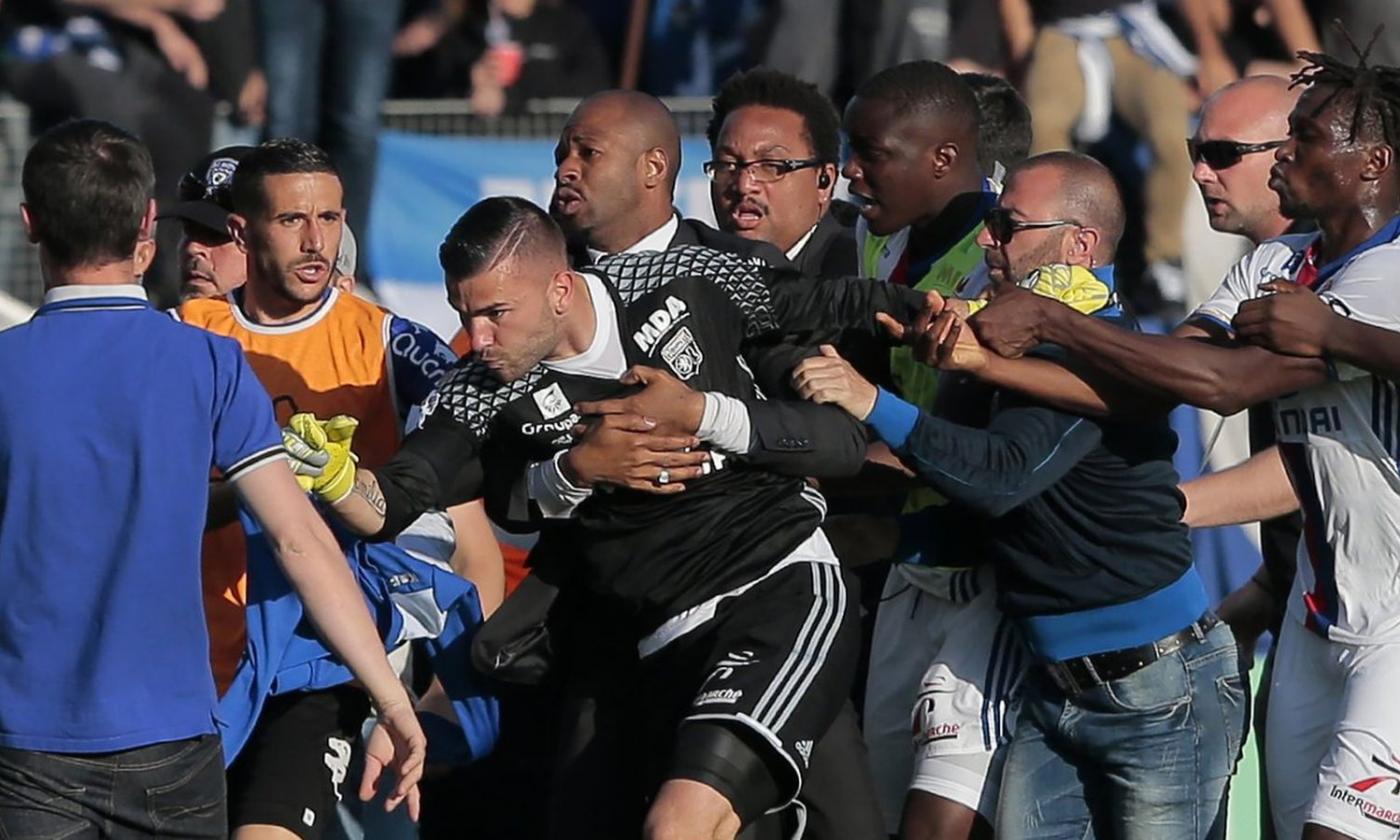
532, 382, 571, 419
661, 327, 703, 380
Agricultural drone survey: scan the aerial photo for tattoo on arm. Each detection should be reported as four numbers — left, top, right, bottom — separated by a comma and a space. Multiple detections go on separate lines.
353, 475, 387, 517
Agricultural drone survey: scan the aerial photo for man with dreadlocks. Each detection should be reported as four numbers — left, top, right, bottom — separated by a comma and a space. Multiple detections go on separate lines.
949, 29, 1400, 840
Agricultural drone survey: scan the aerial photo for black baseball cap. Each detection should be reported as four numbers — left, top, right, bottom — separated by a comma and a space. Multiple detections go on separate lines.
158, 145, 256, 234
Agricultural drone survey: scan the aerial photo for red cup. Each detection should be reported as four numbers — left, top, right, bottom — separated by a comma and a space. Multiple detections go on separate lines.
489, 41, 524, 87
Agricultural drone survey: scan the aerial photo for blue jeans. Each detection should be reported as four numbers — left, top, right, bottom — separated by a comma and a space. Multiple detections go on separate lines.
257, 0, 402, 266
0, 734, 225, 838
997, 622, 1245, 839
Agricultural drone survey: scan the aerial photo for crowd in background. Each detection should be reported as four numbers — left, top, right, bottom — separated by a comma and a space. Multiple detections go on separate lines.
3, 3, 1400, 840
1, 0, 1394, 313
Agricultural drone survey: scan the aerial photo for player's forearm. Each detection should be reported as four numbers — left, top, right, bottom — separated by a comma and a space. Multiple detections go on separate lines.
1180, 445, 1299, 527
1323, 317, 1400, 382
329, 468, 391, 536
975, 355, 1119, 417
1038, 306, 1325, 414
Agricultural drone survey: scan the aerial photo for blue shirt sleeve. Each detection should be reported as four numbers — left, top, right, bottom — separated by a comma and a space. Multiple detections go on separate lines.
388, 316, 458, 421
210, 336, 284, 480
885, 394, 1104, 519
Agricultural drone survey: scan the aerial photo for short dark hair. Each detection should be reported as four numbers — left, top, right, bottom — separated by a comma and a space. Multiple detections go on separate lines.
230, 137, 339, 216
440, 196, 567, 280
21, 119, 154, 270
706, 67, 842, 163
962, 73, 1032, 173
855, 60, 981, 135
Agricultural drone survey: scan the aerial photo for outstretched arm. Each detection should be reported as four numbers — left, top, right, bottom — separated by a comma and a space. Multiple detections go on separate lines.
764, 270, 931, 338
793, 346, 1102, 518
971, 288, 1327, 414
1180, 445, 1299, 528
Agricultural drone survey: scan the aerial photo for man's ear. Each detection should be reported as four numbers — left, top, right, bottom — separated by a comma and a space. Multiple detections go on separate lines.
228, 213, 250, 254
134, 237, 156, 276
19, 204, 37, 244
1360, 142, 1395, 183
1067, 225, 1102, 266
930, 141, 960, 179
550, 269, 576, 314
642, 147, 669, 189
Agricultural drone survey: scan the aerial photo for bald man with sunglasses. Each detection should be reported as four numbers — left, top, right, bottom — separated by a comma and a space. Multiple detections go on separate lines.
941, 76, 1305, 656
794, 150, 1244, 837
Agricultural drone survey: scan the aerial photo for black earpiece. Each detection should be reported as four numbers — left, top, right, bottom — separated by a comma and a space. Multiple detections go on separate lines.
818, 170, 832, 190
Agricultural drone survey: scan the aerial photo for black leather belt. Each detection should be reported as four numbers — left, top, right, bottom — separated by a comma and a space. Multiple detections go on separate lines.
1042, 613, 1221, 696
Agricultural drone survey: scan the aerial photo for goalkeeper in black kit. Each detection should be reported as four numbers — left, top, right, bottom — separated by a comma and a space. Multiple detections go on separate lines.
283, 196, 926, 840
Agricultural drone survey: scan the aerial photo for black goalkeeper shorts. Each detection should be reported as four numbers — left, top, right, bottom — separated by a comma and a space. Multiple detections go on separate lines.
640, 560, 860, 814
226, 686, 371, 838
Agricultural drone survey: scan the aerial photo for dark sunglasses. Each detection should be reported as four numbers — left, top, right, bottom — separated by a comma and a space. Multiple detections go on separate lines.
1186, 138, 1287, 170
983, 206, 1081, 243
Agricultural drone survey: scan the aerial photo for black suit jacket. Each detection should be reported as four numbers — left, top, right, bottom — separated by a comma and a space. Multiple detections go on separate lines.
792, 211, 859, 279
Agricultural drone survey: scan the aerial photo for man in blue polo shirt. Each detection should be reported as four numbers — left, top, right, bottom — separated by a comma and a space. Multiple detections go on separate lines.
793, 152, 1245, 839
0, 119, 426, 839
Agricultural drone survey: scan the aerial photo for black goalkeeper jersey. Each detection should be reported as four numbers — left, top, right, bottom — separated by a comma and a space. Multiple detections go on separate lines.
372, 245, 924, 629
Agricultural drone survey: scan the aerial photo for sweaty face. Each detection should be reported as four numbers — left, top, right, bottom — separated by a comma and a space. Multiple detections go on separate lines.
449, 256, 563, 382
1192, 90, 1290, 238
1272, 85, 1375, 221
975, 168, 1075, 288
841, 97, 940, 236
179, 221, 247, 301
710, 105, 828, 253
244, 173, 343, 307
550, 104, 645, 240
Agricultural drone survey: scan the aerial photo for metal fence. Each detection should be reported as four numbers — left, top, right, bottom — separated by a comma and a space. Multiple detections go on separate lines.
0, 97, 715, 308
0, 99, 39, 309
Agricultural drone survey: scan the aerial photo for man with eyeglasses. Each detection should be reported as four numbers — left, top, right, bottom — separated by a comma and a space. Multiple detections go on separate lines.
158, 146, 256, 303
541, 88, 886, 840
794, 150, 1244, 838
550, 89, 788, 268
705, 67, 856, 279
920, 85, 1306, 820
961, 46, 1400, 839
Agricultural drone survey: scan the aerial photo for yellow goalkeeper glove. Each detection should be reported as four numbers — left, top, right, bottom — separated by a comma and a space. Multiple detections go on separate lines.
281, 413, 360, 504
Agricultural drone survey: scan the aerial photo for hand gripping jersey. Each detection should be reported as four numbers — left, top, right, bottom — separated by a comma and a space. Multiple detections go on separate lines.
379, 246, 924, 632
1190, 221, 1400, 643
177, 287, 456, 691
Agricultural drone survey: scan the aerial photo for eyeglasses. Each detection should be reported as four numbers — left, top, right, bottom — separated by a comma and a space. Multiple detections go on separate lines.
983, 207, 1081, 243
1186, 138, 1287, 170
702, 158, 825, 183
